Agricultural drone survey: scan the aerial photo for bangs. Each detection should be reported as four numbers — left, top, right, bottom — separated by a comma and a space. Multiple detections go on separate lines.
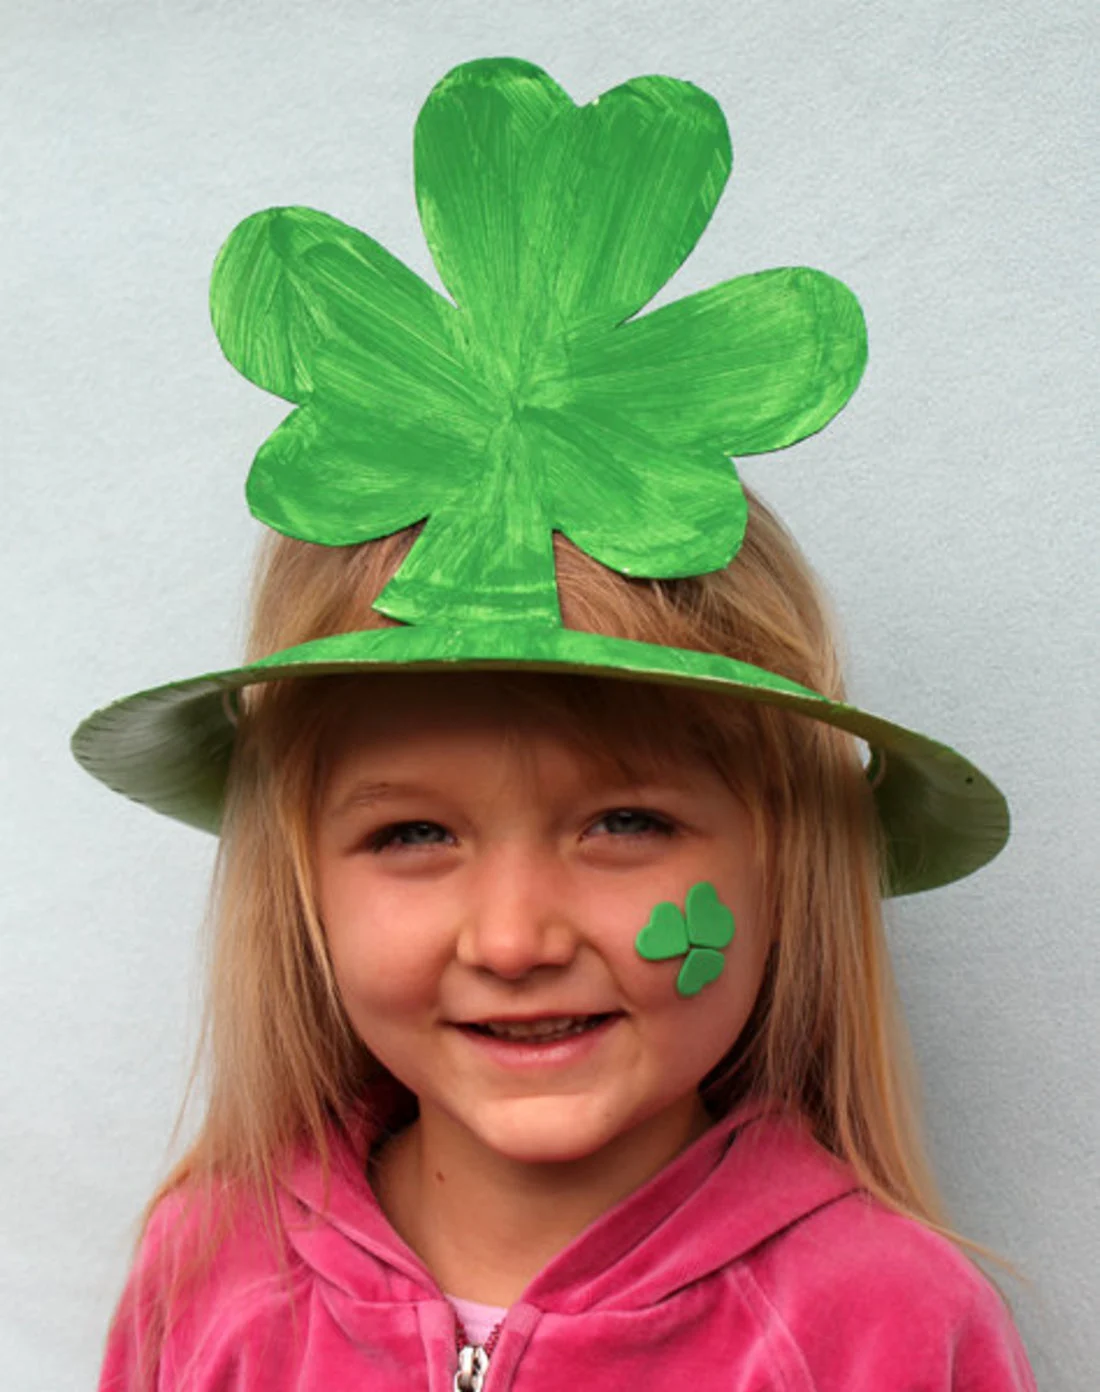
478, 672, 770, 799
246, 668, 775, 817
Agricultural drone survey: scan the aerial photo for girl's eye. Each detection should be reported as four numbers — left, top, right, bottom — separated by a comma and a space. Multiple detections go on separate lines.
367, 821, 454, 852
588, 808, 675, 839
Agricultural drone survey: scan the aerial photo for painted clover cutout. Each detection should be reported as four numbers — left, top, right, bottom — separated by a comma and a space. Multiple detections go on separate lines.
635, 881, 736, 997
211, 58, 867, 628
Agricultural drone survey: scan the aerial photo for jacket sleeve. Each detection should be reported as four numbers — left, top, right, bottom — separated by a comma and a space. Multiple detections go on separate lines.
774, 1265, 1039, 1392
97, 1195, 192, 1392
98, 1268, 156, 1392
746, 1196, 1039, 1392
950, 1283, 1037, 1392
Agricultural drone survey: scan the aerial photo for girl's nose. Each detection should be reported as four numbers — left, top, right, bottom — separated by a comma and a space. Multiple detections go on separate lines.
455, 851, 578, 979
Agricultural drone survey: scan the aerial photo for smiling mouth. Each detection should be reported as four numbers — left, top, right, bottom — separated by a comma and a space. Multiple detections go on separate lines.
461, 1014, 619, 1042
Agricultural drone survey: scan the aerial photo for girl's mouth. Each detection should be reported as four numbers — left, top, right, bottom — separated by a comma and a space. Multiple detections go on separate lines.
454, 1013, 623, 1069
463, 1013, 617, 1043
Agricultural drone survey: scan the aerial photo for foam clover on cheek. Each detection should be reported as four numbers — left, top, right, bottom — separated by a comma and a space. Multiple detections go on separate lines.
635, 881, 737, 998
210, 57, 867, 630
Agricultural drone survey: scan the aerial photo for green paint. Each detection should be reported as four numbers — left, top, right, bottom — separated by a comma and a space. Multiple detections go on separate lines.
209, 57, 866, 627
635, 880, 736, 997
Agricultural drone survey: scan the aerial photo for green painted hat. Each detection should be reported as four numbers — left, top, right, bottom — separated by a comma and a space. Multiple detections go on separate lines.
71, 57, 1008, 895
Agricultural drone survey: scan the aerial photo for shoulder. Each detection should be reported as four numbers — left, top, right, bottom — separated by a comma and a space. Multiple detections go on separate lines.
742, 1191, 1036, 1390
134, 1181, 293, 1303
99, 1182, 304, 1391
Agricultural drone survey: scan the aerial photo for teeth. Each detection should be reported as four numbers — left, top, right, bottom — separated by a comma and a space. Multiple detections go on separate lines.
481, 1015, 601, 1041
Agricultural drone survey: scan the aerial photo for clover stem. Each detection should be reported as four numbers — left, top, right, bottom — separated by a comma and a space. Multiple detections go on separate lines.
373, 430, 562, 628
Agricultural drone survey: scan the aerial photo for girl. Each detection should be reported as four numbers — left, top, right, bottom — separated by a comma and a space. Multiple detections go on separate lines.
78, 57, 1036, 1391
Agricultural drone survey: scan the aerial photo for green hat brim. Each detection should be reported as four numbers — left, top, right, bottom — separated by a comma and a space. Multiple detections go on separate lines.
71, 624, 1007, 897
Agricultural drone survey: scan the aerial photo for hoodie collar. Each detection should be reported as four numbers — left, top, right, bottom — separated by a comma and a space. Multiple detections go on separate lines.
529, 1102, 858, 1312
278, 1095, 859, 1312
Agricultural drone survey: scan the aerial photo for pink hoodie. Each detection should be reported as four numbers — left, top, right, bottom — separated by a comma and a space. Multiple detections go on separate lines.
99, 1103, 1036, 1390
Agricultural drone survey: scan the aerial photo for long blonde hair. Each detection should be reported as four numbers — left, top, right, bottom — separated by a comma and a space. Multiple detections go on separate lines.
155, 488, 964, 1252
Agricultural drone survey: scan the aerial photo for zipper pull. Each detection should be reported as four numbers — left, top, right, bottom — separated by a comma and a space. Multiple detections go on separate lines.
454, 1342, 490, 1391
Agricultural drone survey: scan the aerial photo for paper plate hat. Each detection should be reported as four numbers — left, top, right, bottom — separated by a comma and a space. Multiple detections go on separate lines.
71, 57, 1008, 895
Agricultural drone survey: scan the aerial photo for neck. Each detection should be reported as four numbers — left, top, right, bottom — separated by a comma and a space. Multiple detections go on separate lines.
370, 1096, 712, 1306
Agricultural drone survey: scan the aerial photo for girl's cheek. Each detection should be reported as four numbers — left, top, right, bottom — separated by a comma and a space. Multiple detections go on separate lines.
323, 883, 454, 1008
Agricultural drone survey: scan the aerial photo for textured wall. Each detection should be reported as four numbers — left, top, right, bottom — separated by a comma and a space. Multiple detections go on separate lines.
2, 1, 1096, 1387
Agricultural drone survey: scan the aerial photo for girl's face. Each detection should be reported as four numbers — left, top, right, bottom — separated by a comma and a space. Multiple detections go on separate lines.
314, 675, 771, 1170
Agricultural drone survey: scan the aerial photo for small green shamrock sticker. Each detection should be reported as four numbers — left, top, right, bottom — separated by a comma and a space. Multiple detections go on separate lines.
209, 58, 867, 630
634, 881, 736, 997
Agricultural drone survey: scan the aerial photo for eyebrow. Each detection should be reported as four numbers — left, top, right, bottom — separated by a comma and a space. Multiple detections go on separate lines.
324, 772, 709, 822
326, 779, 442, 820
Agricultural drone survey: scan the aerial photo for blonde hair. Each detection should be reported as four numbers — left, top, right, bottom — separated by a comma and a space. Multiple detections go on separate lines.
154, 488, 972, 1256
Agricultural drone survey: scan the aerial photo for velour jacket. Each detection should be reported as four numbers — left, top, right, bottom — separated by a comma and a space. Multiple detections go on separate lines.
99, 1101, 1036, 1390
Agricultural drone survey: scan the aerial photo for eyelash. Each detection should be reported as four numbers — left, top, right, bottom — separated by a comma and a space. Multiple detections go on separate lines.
364, 808, 676, 853
366, 821, 453, 853
588, 808, 676, 839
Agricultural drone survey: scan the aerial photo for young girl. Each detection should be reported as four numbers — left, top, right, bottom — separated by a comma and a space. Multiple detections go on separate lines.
78, 57, 1036, 1391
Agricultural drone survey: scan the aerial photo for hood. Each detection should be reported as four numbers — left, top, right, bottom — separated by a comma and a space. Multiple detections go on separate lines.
276, 1095, 860, 1319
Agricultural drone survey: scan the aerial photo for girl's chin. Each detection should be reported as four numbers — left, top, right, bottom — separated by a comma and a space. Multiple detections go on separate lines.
448, 1091, 707, 1174
464, 1106, 626, 1168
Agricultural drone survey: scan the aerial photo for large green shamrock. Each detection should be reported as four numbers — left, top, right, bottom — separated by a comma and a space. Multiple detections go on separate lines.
210, 58, 867, 628
634, 881, 736, 997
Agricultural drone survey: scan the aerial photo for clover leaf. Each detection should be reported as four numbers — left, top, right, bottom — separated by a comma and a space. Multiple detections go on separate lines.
210, 57, 867, 628
634, 881, 736, 997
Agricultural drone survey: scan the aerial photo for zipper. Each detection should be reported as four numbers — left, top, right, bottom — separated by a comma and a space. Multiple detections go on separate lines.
453, 1316, 503, 1392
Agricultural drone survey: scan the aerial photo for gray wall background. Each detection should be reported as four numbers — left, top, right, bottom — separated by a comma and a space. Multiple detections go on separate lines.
2, 1, 1096, 1387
